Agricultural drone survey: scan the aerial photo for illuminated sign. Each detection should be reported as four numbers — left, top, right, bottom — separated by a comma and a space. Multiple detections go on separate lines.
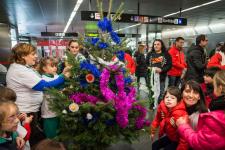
85, 33, 140, 38
41, 32, 78, 37
85, 33, 99, 37
81, 11, 187, 26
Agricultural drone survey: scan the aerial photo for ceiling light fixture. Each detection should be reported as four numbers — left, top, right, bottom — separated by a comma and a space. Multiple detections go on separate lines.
164, 0, 222, 17
63, 0, 83, 34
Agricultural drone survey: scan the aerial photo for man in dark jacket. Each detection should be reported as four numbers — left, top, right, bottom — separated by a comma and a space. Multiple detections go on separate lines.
185, 34, 208, 83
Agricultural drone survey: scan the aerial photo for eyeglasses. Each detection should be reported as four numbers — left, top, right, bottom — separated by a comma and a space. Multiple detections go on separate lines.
2, 113, 19, 124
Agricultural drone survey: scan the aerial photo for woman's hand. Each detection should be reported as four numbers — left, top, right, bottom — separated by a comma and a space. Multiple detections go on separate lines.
155, 67, 162, 73
176, 115, 188, 127
16, 137, 25, 150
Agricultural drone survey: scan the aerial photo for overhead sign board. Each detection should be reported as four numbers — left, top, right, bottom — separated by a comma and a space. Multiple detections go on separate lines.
81, 11, 187, 26
41, 32, 78, 37
85, 33, 140, 38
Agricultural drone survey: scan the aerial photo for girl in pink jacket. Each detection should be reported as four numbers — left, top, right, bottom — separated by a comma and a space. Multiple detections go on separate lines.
176, 70, 225, 150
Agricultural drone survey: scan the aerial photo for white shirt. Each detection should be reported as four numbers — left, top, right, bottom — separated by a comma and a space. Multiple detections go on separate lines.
41, 74, 58, 118
17, 123, 27, 138
0, 64, 7, 73
75, 53, 86, 62
6, 63, 43, 113
189, 111, 200, 131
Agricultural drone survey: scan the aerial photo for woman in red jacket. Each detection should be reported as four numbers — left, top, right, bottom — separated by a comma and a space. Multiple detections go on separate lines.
176, 70, 225, 150
150, 86, 188, 150
207, 43, 225, 69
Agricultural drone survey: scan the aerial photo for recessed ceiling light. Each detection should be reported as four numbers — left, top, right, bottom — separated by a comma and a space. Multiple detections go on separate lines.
164, 0, 222, 17
62, 0, 83, 34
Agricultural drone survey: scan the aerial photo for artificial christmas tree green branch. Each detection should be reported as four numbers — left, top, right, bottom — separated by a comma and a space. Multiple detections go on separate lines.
46, 0, 151, 149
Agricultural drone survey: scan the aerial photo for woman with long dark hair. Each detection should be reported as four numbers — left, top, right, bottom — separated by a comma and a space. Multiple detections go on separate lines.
181, 80, 208, 130
176, 73, 225, 149
146, 39, 172, 104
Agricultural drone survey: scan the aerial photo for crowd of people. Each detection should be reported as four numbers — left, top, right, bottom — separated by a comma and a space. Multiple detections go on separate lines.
0, 34, 225, 150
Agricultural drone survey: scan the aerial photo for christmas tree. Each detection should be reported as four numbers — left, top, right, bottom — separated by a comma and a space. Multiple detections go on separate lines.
48, 0, 150, 149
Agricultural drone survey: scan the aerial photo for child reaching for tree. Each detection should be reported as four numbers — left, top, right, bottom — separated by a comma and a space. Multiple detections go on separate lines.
0, 101, 25, 150
38, 57, 60, 138
150, 86, 188, 150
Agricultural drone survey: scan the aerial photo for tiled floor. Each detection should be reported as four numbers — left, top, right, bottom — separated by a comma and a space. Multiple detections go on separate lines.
108, 133, 152, 150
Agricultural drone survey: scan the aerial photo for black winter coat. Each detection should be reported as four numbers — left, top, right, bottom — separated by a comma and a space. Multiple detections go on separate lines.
209, 95, 225, 111
146, 51, 172, 81
185, 45, 207, 83
134, 51, 147, 77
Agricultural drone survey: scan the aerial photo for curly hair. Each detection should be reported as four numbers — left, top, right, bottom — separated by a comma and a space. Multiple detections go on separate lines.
10, 43, 36, 65
151, 39, 167, 53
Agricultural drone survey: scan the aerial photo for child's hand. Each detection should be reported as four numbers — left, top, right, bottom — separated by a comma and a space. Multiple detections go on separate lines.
63, 66, 71, 78
150, 134, 155, 141
64, 72, 71, 78
24, 115, 33, 124
161, 111, 165, 119
149, 126, 156, 141
17, 113, 27, 121
170, 117, 176, 127
176, 115, 188, 127
16, 137, 25, 150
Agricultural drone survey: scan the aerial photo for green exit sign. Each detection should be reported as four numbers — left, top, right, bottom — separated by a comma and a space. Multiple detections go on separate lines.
85, 23, 98, 31
85, 33, 99, 37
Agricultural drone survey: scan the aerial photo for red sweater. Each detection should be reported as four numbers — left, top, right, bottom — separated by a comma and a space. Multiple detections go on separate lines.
151, 100, 189, 150
124, 53, 136, 75
23, 123, 31, 141
167, 46, 187, 77
207, 52, 225, 69
112, 53, 136, 75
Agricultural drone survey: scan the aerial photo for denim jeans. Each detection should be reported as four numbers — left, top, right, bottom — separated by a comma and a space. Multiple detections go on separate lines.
168, 75, 181, 87
152, 135, 178, 150
158, 80, 165, 104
